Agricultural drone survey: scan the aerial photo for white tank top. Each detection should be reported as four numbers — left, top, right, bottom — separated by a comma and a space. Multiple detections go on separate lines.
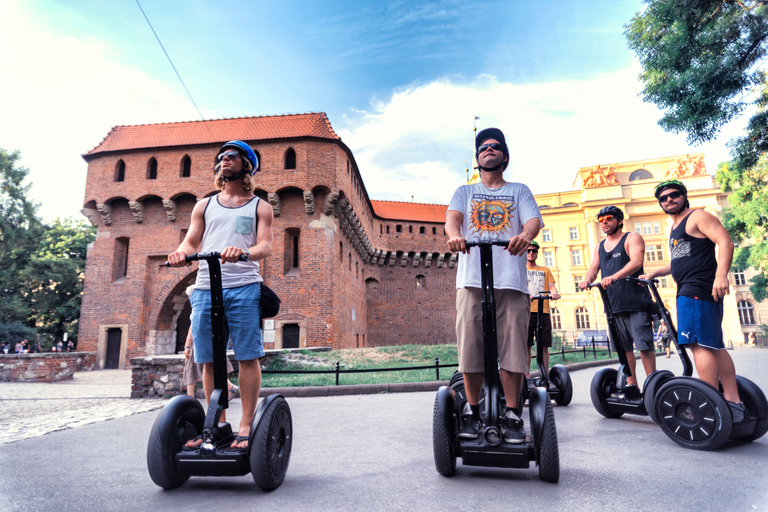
194, 195, 263, 290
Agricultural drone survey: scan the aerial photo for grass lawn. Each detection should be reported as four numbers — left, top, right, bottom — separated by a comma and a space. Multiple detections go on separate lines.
258, 343, 618, 388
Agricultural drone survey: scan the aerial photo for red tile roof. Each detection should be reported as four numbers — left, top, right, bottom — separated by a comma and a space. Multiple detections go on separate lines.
84, 112, 340, 156
371, 200, 448, 223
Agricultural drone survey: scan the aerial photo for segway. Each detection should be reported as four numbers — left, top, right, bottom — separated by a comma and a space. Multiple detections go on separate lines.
433, 241, 559, 482
148, 252, 292, 490
522, 292, 573, 407
588, 278, 693, 420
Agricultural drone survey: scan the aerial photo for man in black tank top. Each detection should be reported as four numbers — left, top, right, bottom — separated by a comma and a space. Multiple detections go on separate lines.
642, 180, 745, 421
579, 206, 656, 394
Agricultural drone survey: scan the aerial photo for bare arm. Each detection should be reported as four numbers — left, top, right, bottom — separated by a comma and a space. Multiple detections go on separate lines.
168, 199, 208, 267
601, 232, 645, 288
548, 281, 561, 301
579, 246, 602, 290
692, 210, 734, 301
506, 217, 541, 257
446, 210, 467, 253
640, 263, 671, 280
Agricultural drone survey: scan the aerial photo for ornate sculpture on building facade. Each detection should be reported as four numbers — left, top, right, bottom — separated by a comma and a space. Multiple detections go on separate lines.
665, 154, 707, 178
581, 165, 619, 188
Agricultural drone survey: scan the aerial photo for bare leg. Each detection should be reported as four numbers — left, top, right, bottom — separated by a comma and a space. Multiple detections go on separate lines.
625, 351, 638, 387
500, 369, 523, 409
690, 344, 741, 403
463, 371, 485, 406
542, 348, 550, 375
187, 382, 196, 397
639, 349, 657, 382
231, 358, 262, 448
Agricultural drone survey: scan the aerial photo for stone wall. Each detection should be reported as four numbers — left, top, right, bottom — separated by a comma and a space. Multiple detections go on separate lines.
0, 352, 97, 382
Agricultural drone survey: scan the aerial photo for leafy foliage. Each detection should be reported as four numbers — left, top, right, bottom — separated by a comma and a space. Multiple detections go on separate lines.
626, 1, 768, 301
0, 148, 96, 347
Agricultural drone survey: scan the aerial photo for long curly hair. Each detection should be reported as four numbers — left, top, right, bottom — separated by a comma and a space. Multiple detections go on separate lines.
213, 158, 253, 192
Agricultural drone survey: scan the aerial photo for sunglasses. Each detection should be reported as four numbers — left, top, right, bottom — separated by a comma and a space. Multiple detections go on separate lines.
658, 190, 683, 203
478, 143, 503, 153
597, 215, 615, 223
218, 150, 242, 161
527, 249, 538, 254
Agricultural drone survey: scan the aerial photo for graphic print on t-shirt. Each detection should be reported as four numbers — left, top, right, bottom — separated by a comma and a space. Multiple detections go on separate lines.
669, 237, 691, 261
468, 194, 516, 239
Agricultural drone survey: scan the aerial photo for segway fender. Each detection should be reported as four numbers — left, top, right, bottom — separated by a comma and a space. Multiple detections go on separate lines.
248, 394, 283, 457
436, 386, 456, 439
528, 386, 548, 448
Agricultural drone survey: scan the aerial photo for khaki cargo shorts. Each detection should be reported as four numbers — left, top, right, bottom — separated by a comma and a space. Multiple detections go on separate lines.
456, 287, 530, 374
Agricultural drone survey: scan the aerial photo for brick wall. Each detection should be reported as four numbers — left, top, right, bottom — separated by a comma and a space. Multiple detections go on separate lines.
0, 353, 97, 382
78, 131, 460, 367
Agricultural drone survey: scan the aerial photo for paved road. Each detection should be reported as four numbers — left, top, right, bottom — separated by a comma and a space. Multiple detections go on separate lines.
1, 348, 766, 512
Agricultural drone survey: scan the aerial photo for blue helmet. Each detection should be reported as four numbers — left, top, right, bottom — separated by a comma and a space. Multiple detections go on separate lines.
219, 140, 259, 175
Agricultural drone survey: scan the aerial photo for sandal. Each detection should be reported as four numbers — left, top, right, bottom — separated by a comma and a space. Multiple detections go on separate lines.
230, 435, 249, 450
228, 384, 240, 401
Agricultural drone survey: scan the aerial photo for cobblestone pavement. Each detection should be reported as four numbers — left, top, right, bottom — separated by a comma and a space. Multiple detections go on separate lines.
0, 369, 164, 445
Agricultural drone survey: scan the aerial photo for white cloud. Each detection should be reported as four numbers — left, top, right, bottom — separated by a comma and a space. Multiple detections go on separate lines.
338, 68, 751, 205
0, 2, 204, 222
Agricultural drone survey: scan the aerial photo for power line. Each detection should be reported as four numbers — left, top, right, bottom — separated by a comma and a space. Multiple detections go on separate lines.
134, 0, 205, 121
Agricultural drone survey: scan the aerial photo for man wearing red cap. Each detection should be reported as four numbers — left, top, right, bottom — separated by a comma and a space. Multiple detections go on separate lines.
446, 127, 543, 444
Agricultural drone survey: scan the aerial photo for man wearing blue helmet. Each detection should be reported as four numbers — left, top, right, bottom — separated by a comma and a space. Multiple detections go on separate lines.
168, 140, 273, 450
446, 127, 543, 444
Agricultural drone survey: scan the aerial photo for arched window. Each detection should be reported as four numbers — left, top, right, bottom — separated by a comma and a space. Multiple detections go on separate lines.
629, 169, 653, 181
551, 308, 561, 330
575, 307, 590, 329
737, 301, 756, 325
115, 160, 125, 182
420, 227, 425, 234
432, 227, 436, 234
113, 237, 129, 281
396, 225, 402, 233
180, 155, 191, 177
284, 228, 300, 274
409, 226, 413, 233
284, 148, 296, 169
254, 150, 261, 172
416, 275, 425, 288
563, 202, 578, 207
147, 157, 158, 179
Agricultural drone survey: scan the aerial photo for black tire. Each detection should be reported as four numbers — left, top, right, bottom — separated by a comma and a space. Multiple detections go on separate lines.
537, 397, 560, 483
448, 371, 463, 387
251, 396, 293, 491
549, 365, 573, 406
643, 370, 674, 424
655, 377, 732, 451
147, 395, 204, 489
590, 368, 623, 418
432, 393, 456, 476
730, 376, 768, 442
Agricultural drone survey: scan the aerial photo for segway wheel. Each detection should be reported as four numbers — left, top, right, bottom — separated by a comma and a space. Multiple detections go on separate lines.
729, 376, 768, 442
643, 370, 674, 424
655, 377, 732, 451
432, 392, 457, 476
549, 365, 573, 406
448, 371, 463, 387
537, 397, 560, 483
590, 368, 623, 418
250, 396, 293, 491
147, 395, 205, 489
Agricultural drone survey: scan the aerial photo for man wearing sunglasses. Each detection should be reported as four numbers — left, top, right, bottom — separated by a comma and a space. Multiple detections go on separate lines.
446, 127, 543, 444
640, 180, 745, 420
525, 241, 560, 380
168, 140, 275, 450
579, 205, 656, 395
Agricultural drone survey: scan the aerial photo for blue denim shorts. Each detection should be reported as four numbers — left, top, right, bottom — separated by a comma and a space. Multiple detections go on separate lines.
190, 282, 264, 363
676, 295, 724, 350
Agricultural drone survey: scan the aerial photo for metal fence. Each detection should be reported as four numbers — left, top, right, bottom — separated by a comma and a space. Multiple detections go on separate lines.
262, 339, 615, 386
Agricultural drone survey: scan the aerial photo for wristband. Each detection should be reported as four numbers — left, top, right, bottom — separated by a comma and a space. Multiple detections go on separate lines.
243, 249, 251, 260
185, 346, 192, 349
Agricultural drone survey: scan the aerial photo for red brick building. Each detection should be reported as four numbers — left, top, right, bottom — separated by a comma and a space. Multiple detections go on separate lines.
78, 113, 458, 368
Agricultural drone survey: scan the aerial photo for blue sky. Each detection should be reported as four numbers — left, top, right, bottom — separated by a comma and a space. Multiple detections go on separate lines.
0, 0, 752, 222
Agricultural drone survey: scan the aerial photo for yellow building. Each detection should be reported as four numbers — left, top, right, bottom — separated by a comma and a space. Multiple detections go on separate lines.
533, 154, 766, 347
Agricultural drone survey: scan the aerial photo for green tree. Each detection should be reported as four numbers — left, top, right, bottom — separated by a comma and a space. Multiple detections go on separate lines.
19, 218, 96, 348
0, 148, 44, 342
626, 1, 768, 300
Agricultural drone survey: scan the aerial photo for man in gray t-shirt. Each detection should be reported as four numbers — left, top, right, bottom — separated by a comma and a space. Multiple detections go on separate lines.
446, 127, 542, 445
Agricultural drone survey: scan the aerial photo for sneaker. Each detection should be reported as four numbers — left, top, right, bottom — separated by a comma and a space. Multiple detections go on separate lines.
501, 409, 526, 444
458, 414, 482, 439
728, 401, 748, 424
622, 385, 641, 399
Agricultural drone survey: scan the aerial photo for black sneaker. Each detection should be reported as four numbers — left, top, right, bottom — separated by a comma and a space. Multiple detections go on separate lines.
622, 385, 641, 400
458, 415, 482, 439
501, 410, 526, 444
728, 401, 748, 423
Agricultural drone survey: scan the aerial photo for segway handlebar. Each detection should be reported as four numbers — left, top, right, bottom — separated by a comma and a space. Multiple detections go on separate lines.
464, 240, 511, 248
164, 252, 249, 266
